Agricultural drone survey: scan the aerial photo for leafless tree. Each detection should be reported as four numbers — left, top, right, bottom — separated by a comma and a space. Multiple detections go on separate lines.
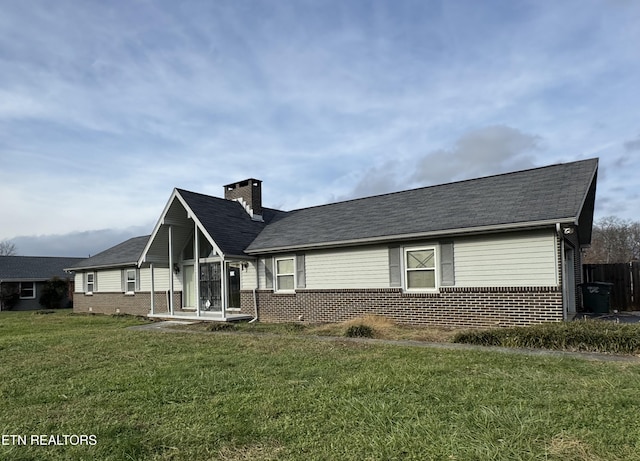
0, 240, 17, 256
584, 216, 640, 263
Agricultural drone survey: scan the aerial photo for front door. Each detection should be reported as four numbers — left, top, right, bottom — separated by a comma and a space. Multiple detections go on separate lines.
227, 263, 241, 310
183, 265, 196, 309
200, 262, 222, 312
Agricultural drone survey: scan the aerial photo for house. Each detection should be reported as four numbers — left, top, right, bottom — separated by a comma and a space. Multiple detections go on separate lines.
0, 256, 84, 310
68, 158, 598, 328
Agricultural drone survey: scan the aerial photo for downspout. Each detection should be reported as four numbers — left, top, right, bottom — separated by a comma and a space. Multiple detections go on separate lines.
150, 263, 155, 315
168, 224, 174, 316
556, 223, 567, 321
249, 261, 259, 323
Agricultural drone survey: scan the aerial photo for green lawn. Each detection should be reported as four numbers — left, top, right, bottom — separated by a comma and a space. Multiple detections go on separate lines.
1, 311, 640, 461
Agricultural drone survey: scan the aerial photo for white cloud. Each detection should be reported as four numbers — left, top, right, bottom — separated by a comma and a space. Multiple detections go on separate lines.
411, 125, 541, 185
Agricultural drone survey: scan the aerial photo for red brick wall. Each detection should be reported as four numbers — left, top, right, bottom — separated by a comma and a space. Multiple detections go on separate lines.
74, 291, 181, 316
243, 287, 563, 328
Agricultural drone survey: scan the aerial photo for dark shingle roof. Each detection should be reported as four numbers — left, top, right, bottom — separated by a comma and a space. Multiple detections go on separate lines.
176, 189, 286, 257
67, 236, 150, 270
0, 256, 85, 281
246, 158, 598, 253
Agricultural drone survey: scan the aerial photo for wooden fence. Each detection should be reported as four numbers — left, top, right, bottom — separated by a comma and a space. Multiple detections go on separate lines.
582, 262, 640, 311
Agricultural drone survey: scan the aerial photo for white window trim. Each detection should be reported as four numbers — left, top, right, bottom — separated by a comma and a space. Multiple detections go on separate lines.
86, 272, 96, 295
125, 268, 137, 295
19, 282, 36, 299
403, 245, 438, 292
275, 256, 296, 292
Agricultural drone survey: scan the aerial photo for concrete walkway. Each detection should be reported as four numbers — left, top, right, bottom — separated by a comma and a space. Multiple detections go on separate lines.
129, 321, 640, 363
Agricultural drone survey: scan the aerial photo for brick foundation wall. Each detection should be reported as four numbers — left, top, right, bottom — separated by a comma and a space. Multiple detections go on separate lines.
74, 291, 182, 316
242, 287, 563, 328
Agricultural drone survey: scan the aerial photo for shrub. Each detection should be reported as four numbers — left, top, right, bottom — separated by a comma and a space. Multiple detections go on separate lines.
345, 324, 374, 338
39, 277, 69, 309
452, 321, 640, 354
0, 282, 20, 310
206, 322, 237, 332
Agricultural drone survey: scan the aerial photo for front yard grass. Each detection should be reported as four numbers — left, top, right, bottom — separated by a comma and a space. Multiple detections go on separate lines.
2, 310, 640, 460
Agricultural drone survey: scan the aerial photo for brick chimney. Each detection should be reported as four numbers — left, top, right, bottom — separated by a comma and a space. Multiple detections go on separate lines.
224, 178, 263, 220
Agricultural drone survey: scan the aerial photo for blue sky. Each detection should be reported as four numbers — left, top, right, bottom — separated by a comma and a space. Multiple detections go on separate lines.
1, 0, 639, 256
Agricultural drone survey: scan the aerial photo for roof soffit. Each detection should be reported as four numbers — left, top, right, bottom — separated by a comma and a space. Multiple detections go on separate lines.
138, 189, 225, 266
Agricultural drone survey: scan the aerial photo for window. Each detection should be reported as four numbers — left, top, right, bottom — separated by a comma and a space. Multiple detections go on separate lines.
126, 269, 136, 293
19, 282, 35, 299
86, 272, 95, 293
275, 257, 295, 291
404, 247, 437, 290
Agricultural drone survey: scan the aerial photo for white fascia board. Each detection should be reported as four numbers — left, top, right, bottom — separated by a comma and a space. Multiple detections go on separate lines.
173, 191, 226, 260
138, 188, 227, 266
138, 188, 180, 268
66, 262, 138, 271
245, 219, 575, 255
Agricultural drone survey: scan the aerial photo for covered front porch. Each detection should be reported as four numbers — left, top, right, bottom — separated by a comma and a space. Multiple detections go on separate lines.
139, 190, 256, 322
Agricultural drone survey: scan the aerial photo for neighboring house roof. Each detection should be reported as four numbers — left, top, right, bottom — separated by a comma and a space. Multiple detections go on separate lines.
176, 189, 286, 258
245, 158, 598, 253
0, 256, 84, 282
67, 236, 151, 270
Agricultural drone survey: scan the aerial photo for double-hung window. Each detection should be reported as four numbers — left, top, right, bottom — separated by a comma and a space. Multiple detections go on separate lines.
125, 269, 136, 294
86, 272, 95, 294
275, 257, 295, 291
404, 247, 437, 290
19, 282, 35, 299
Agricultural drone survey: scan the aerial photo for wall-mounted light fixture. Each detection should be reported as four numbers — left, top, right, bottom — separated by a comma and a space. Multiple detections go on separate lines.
173, 263, 180, 275
563, 226, 575, 235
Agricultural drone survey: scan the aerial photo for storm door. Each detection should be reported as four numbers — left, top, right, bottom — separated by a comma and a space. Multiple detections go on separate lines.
200, 262, 222, 312
227, 263, 241, 310
183, 265, 196, 309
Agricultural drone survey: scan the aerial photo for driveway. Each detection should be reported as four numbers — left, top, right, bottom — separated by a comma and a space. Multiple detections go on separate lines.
575, 312, 640, 324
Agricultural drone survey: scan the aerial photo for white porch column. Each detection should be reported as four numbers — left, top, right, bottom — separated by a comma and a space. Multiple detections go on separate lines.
150, 263, 155, 315
195, 223, 200, 317
168, 225, 174, 316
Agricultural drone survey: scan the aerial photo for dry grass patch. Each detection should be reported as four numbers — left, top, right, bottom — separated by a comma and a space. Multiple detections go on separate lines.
547, 433, 604, 461
165, 314, 461, 343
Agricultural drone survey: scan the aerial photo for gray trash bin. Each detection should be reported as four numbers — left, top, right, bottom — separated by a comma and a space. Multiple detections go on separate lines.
581, 282, 613, 314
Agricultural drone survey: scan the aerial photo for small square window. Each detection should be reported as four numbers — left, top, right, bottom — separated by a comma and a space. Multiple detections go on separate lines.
404, 247, 437, 290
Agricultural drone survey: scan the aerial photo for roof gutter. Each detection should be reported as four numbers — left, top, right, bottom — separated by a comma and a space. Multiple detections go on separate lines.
245, 218, 576, 255
64, 262, 139, 272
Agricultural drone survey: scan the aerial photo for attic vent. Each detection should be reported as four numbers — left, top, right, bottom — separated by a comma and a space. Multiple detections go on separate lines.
224, 178, 263, 221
